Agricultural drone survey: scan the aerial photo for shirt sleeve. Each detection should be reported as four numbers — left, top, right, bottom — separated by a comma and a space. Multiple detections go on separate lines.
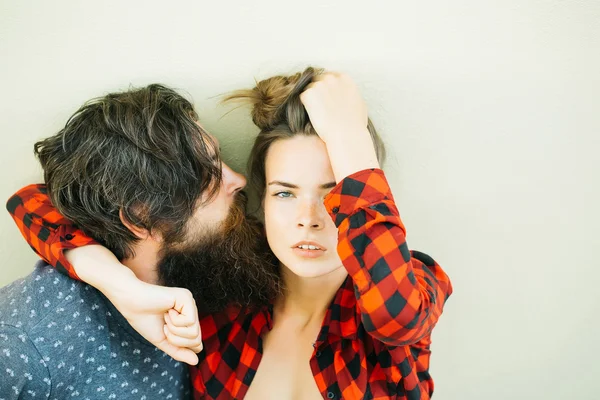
0, 325, 51, 399
324, 169, 453, 346
5, 184, 99, 281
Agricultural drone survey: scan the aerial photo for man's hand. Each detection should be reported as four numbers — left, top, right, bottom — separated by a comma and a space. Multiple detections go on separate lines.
300, 72, 380, 182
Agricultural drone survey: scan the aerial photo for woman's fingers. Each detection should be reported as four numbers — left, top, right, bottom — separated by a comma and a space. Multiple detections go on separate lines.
163, 323, 203, 353
165, 311, 200, 339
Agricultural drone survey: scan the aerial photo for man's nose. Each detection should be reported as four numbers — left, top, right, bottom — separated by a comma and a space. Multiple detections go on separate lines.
222, 162, 247, 195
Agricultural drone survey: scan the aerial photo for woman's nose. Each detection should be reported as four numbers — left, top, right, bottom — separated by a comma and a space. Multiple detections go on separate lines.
296, 201, 325, 230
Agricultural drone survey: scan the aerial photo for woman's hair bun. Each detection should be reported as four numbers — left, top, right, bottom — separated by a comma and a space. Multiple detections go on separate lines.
224, 67, 323, 131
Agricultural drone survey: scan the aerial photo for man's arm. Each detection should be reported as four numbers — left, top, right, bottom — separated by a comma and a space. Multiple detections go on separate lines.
0, 325, 51, 399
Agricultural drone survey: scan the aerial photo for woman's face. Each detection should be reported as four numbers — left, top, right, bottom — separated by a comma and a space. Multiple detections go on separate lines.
263, 134, 343, 278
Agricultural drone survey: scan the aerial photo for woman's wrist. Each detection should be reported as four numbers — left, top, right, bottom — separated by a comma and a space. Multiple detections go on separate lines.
326, 130, 380, 182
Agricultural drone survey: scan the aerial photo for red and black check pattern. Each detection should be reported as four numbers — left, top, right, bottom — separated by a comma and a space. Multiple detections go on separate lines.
6, 184, 99, 280
6, 169, 452, 399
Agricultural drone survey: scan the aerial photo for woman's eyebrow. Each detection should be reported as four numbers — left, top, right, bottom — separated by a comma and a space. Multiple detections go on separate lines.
320, 182, 336, 189
268, 181, 336, 189
268, 181, 298, 189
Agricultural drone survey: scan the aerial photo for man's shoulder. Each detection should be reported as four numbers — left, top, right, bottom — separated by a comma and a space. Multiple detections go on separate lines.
0, 260, 85, 300
0, 261, 98, 333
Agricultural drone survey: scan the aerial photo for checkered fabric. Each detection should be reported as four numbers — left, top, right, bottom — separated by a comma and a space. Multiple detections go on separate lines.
6, 169, 452, 400
6, 184, 99, 280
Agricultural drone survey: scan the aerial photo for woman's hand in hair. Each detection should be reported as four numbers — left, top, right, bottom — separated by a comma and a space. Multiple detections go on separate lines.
300, 72, 380, 181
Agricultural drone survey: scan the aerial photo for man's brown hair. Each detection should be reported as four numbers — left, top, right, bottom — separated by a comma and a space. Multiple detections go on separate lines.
35, 84, 222, 260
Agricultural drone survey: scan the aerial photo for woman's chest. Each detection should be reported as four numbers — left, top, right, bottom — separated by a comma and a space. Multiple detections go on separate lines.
195, 317, 412, 399
244, 325, 323, 400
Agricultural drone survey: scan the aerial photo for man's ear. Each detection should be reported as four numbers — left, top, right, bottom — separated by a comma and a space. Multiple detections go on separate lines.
119, 209, 153, 240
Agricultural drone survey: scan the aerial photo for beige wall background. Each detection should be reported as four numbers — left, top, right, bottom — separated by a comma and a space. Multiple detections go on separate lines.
1, 1, 598, 399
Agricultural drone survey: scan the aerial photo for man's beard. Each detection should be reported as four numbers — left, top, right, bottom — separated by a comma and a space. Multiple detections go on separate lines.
157, 193, 282, 314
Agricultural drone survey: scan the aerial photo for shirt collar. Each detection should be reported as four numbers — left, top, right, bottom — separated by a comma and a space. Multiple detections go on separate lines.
262, 275, 360, 343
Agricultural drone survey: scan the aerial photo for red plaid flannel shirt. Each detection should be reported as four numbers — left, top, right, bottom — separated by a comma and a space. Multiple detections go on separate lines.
6, 169, 452, 399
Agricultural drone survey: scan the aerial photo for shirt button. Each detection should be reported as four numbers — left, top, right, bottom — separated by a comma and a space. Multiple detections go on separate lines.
327, 392, 335, 399
65, 234, 74, 240
332, 206, 340, 214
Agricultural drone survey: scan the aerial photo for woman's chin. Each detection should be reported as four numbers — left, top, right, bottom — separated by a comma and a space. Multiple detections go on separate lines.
281, 260, 346, 280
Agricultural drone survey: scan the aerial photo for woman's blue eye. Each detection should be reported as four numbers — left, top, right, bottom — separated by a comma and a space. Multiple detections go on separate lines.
275, 191, 293, 198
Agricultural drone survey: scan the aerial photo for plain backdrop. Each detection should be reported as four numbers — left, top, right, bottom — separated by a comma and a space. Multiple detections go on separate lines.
1, 1, 598, 399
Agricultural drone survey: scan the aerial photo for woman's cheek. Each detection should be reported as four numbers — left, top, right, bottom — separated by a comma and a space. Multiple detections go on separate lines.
264, 199, 292, 236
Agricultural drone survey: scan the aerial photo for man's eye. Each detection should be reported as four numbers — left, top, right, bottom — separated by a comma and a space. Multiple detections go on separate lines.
274, 191, 293, 198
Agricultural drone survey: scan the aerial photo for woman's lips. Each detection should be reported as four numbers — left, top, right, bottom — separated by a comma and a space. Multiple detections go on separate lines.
292, 247, 326, 258
291, 241, 327, 258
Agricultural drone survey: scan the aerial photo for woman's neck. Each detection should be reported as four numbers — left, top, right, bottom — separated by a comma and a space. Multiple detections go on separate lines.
274, 264, 348, 329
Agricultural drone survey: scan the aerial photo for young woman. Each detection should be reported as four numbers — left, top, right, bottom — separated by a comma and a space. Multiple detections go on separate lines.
7, 68, 452, 399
